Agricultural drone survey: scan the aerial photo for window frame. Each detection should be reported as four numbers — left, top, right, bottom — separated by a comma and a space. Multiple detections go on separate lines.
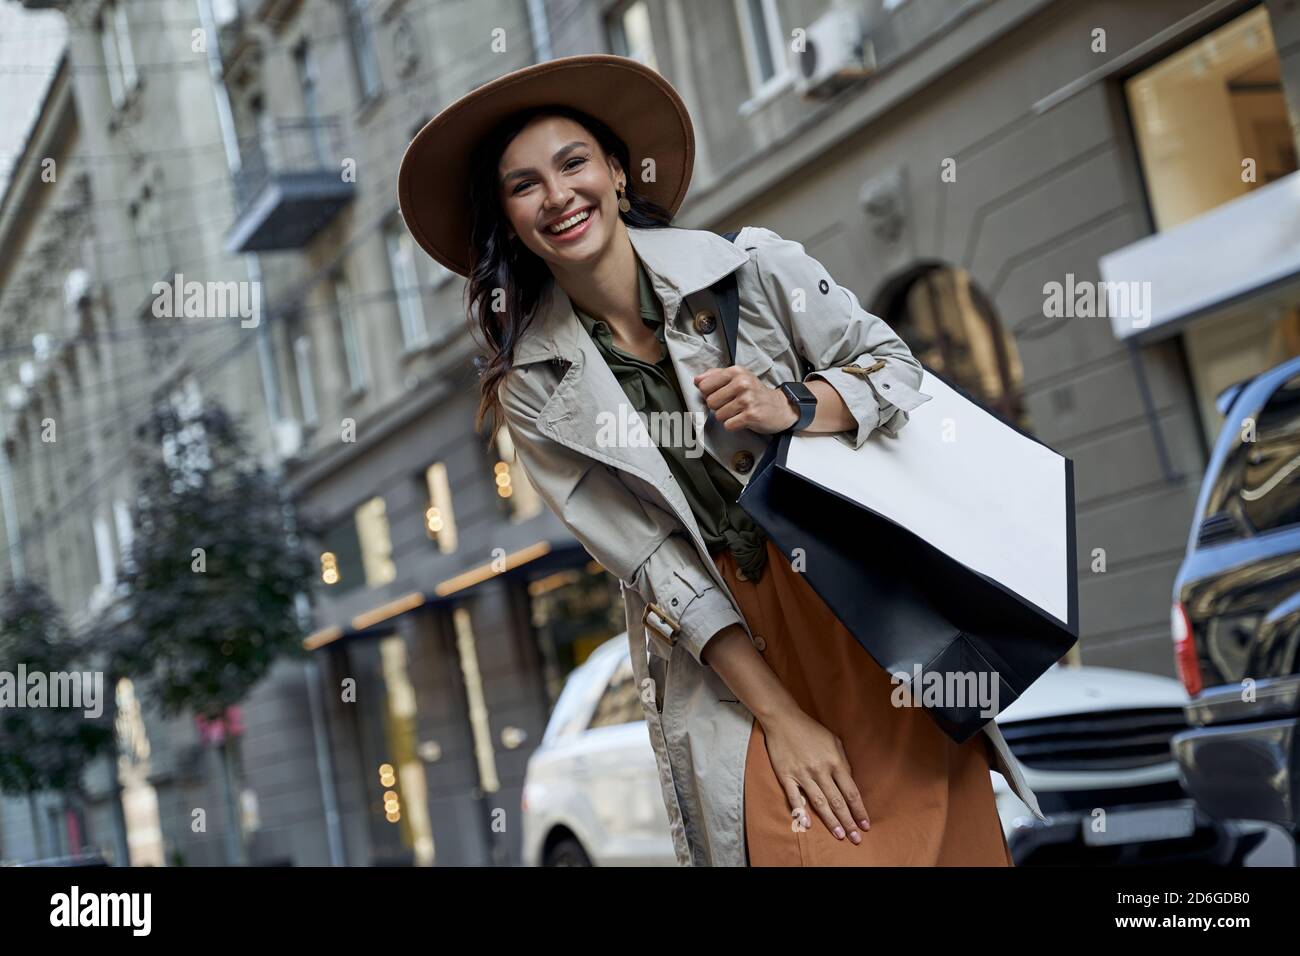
734, 0, 792, 101
385, 219, 429, 351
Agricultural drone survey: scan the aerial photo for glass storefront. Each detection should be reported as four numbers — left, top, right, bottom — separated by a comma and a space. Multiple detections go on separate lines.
525, 559, 625, 708
1125, 6, 1300, 447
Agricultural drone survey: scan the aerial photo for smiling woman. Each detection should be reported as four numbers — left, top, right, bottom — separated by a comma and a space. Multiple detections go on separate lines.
395, 54, 1026, 867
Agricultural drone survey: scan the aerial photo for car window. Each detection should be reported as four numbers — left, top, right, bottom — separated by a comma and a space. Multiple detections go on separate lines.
586, 656, 643, 730
1200, 372, 1300, 542
1238, 373, 1300, 535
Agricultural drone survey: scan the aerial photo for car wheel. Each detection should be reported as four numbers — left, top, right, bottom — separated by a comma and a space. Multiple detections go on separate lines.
544, 837, 593, 867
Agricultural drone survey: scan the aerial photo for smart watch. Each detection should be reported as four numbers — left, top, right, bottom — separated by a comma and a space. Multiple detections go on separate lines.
778, 381, 818, 432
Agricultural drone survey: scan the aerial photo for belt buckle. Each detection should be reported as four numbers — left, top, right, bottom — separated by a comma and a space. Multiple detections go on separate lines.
642, 602, 679, 647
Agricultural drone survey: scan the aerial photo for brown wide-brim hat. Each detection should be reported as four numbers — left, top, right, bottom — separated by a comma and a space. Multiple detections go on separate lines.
397, 54, 695, 278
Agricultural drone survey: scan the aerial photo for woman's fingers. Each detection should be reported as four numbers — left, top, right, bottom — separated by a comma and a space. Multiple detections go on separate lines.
833, 740, 871, 831
779, 777, 811, 832
810, 767, 863, 843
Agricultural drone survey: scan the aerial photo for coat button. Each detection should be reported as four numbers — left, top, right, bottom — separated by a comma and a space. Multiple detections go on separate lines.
732, 449, 754, 474
693, 309, 717, 334
751, 634, 767, 652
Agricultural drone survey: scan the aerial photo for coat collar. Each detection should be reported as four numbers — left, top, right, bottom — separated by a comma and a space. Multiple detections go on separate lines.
512, 225, 750, 366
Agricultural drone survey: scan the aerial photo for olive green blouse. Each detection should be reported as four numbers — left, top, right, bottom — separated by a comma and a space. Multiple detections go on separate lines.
572, 257, 768, 582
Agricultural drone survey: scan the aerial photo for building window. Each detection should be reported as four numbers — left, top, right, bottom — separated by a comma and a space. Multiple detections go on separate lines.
293, 334, 319, 427
1125, 6, 1296, 232
872, 264, 1030, 431
735, 0, 788, 93
423, 462, 458, 553
493, 426, 543, 523
355, 496, 396, 587
319, 517, 364, 591
331, 273, 367, 392
293, 42, 330, 165
112, 498, 134, 560
100, 1, 138, 110
386, 219, 428, 350
606, 1, 657, 71
92, 512, 117, 592
345, 0, 382, 101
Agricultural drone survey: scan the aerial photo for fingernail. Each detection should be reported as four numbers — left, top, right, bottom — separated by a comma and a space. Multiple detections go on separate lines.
849, 830, 861, 844
859, 819, 870, 829
833, 826, 844, 839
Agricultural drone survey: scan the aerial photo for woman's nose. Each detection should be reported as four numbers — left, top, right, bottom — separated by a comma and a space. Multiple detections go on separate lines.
543, 180, 574, 209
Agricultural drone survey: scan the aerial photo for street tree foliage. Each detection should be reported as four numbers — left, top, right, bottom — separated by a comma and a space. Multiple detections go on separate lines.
107, 400, 317, 721
0, 580, 113, 795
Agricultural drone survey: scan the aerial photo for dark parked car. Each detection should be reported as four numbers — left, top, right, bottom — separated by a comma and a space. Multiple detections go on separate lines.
1170, 354, 1300, 864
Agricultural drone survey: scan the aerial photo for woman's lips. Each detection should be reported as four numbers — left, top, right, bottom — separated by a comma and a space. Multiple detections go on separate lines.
544, 206, 596, 242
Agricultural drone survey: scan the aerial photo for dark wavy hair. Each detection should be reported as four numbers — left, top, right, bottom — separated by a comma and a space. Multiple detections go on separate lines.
465, 104, 675, 443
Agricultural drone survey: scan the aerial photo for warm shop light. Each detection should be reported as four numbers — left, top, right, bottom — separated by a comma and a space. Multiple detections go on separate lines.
433, 541, 551, 597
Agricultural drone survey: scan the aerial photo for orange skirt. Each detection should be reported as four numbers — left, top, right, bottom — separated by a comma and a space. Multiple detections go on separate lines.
713, 538, 1013, 866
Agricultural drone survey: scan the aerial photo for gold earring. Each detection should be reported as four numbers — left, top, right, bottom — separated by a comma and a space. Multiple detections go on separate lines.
617, 184, 631, 214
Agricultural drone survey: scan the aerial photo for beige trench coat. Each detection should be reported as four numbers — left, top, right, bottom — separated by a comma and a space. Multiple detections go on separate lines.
498, 224, 1047, 866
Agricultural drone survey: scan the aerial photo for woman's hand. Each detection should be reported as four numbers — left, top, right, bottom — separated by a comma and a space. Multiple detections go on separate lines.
760, 707, 871, 842
695, 365, 798, 434
694, 365, 859, 435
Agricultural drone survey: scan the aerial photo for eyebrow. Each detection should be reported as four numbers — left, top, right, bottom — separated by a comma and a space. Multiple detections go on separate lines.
500, 141, 590, 185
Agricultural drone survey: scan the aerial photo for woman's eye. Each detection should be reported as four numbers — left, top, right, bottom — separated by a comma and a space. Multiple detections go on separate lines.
511, 157, 587, 194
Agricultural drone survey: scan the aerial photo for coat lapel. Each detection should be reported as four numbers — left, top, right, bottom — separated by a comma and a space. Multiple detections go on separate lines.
510, 225, 751, 506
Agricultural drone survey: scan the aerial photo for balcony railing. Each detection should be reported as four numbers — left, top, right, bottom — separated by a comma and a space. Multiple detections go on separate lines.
225, 117, 355, 253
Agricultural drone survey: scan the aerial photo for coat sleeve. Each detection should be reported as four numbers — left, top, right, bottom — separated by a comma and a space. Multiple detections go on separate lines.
746, 226, 932, 448
498, 374, 745, 666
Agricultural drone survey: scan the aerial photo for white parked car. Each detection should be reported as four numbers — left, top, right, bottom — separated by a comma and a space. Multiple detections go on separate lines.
521, 635, 1279, 865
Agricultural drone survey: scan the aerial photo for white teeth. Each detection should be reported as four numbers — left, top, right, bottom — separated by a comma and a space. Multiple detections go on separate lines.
548, 209, 591, 234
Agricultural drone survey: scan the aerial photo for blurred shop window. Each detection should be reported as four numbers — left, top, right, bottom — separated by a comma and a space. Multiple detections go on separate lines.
606, 1, 658, 72
493, 426, 543, 523
319, 511, 365, 591
423, 462, 458, 553
528, 561, 625, 706
385, 217, 429, 350
736, 0, 791, 94
344, 0, 383, 102
587, 655, 643, 729
355, 496, 396, 587
873, 264, 1030, 430
1126, 6, 1297, 232
114, 678, 165, 866
333, 635, 428, 865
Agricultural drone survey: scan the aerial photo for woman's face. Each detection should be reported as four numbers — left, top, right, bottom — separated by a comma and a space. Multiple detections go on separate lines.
497, 115, 624, 271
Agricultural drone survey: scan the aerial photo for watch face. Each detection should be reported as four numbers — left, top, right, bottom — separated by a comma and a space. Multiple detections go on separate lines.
783, 382, 816, 405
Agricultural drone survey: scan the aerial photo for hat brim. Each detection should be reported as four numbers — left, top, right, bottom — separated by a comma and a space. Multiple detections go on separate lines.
397, 54, 695, 278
